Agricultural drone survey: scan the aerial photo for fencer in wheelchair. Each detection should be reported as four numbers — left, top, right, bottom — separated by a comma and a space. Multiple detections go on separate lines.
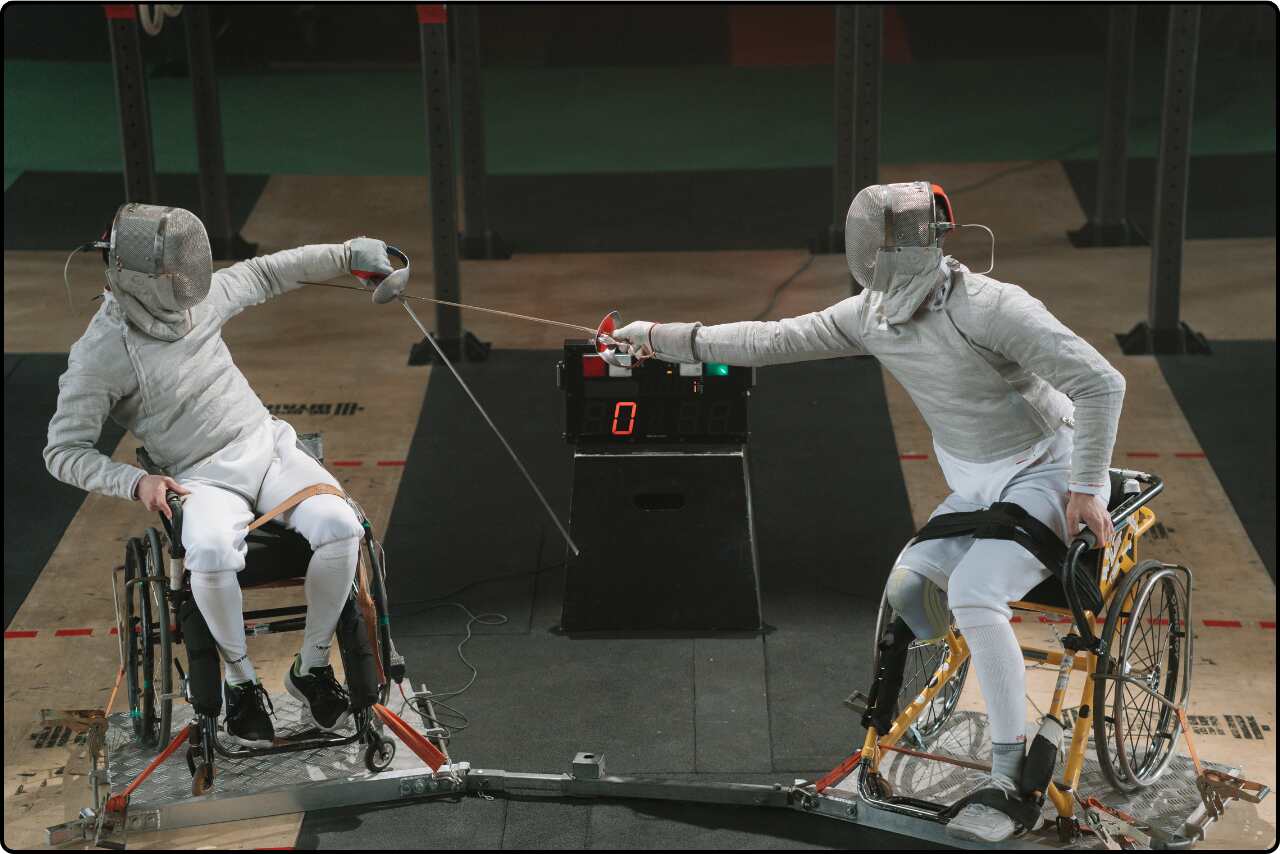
609, 182, 1133, 843
45, 204, 402, 773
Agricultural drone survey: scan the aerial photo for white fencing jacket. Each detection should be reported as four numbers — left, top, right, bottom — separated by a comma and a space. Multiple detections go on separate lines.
649, 254, 1124, 495
44, 245, 351, 501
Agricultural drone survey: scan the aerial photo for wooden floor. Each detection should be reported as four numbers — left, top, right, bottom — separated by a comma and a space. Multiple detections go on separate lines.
3, 162, 1275, 849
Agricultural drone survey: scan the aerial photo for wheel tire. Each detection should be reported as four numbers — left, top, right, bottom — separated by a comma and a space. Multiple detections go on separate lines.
123, 538, 158, 748
366, 537, 394, 706
143, 528, 174, 752
1093, 560, 1190, 793
365, 737, 396, 773
191, 762, 215, 796
870, 590, 969, 747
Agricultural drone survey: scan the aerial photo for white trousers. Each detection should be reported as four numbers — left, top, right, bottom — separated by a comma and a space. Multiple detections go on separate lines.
176, 418, 363, 681
895, 427, 1110, 630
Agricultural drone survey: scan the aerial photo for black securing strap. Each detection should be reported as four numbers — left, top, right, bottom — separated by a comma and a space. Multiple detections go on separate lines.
915, 501, 1067, 571
943, 786, 1043, 831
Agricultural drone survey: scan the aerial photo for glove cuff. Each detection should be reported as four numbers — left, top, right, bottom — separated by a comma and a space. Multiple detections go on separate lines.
649, 322, 702, 363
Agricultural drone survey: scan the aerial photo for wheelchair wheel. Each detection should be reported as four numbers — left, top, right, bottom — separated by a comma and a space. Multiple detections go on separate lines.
143, 528, 174, 751
123, 535, 173, 750
871, 589, 969, 747
365, 536, 394, 705
1093, 560, 1190, 793
365, 736, 396, 773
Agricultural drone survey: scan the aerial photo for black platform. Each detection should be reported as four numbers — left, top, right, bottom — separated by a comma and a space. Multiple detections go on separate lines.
305, 349, 916, 847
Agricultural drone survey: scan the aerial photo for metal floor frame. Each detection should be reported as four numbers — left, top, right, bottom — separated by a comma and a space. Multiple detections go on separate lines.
47, 698, 1259, 850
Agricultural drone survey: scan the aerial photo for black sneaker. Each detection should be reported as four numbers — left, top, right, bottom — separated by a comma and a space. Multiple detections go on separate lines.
223, 681, 275, 748
285, 658, 352, 732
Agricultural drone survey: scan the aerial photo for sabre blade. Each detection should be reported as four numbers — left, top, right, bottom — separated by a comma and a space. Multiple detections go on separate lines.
300, 280, 598, 336
395, 298, 581, 557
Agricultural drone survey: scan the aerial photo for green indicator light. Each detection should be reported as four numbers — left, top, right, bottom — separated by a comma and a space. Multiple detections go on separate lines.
707, 363, 731, 377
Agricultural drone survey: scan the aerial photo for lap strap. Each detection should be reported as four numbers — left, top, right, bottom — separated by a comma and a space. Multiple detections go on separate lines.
914, 501, 1067, 572
247, 484, 346, 532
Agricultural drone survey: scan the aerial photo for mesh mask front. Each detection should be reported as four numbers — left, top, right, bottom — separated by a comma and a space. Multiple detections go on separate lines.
844, 182, 943, 290
108, 203, 212, 311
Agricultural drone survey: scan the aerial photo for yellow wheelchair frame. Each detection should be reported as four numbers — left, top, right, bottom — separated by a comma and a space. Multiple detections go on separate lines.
850, 468, 1207, 835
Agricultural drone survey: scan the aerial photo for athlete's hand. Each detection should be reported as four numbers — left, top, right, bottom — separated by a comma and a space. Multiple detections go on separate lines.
1066, 491, 1113, 546
346, 237, 394, 287
611, 321, 656, 352
135, 475, 190, 519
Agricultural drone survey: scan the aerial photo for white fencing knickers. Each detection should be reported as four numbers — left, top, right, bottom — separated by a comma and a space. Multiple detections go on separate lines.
178, 417, 364, 684
889, 427, 1109, 745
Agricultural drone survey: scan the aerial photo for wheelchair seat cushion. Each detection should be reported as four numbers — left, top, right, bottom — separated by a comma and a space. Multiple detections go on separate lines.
238, 521, 314, 588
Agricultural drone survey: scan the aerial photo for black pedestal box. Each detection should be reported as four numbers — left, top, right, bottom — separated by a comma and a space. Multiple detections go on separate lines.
561, 445, 761, 633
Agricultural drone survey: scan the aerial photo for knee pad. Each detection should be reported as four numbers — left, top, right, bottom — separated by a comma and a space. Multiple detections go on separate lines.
183, 534, 246, 573
336, 596, 380, 710
177, 596, 223, 717
294, 495, 364, 548
886, 567, 951, 640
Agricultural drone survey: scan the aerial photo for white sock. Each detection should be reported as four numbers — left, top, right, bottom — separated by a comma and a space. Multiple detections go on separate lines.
189, 571, 256, 684
956, 616, 1028, 747
299, 537, 359, 673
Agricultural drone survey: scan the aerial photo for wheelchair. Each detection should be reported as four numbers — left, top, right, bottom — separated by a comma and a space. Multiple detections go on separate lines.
111, 434, 405, 795
849, 467, 1198, 836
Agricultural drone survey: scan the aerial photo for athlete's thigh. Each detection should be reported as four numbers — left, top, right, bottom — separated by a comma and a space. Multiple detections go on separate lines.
894, 492, 984, 592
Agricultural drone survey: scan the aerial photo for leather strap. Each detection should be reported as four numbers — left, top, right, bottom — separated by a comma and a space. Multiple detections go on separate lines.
247, 483, 346, 532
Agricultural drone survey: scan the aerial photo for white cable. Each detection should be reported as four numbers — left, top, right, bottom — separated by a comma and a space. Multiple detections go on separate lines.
138, 4, 184, 36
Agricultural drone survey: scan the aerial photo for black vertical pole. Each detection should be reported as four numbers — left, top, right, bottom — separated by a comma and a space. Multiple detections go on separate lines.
412, 4, 489, 364
824, 5, 855, 254
1119, 5, 1208, 355
849, 5, 882, 293
1070, 5, 1139, 247
851, 5, 882, 199
453, 4, 506, 260
184, 5, 255, 259
105, 4, 157, 203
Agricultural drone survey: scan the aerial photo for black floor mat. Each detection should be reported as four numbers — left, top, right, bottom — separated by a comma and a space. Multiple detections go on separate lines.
487, 168, 832, 253
1062, 153, 1276, 242
4, 354, 127, 627
1158, 341, 1277, 581
328, 348, 913, 847
3, 171, 268, 251
381, 350, 910, 633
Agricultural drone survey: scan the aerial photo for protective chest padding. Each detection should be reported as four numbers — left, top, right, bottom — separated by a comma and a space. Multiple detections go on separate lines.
336, 596, 380, 710
943, 786, 1044, 832
177, 596, 222, 717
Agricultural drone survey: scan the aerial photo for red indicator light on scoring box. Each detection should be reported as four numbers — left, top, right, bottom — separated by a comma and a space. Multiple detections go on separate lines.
582, 355, 607, 378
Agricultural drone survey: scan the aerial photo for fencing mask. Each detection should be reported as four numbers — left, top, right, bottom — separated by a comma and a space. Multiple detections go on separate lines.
845, 181, 967, 326
104, 203, 212, 340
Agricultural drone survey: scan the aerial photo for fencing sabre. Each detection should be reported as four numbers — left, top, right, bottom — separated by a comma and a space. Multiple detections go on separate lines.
351, 247, 581, 556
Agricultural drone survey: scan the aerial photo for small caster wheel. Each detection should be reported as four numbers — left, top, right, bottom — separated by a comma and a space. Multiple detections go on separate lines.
365, 737, 396, 773
191, 762, 214, 796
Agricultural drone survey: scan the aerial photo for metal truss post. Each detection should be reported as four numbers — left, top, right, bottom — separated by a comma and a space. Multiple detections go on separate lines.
453, 4, 507, 260
820, 5, 856, 255
105, 4, 158, 204
412, 4, 490, 364
1118, 5, 1209, 355
184, 5, 255, 260
1069, 5, 1143, 248
850, 6, 882, 212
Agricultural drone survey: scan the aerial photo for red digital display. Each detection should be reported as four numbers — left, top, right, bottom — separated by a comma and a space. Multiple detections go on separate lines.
611, 401, 637, 436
